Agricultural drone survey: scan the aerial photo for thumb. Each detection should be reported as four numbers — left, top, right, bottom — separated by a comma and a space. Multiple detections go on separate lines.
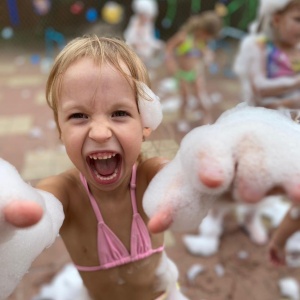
148, 207, 173, 234
3, 200, 43, 228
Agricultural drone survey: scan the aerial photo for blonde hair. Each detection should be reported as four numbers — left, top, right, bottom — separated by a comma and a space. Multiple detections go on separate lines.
181, 11, 222, 38
46, 35, 150, 136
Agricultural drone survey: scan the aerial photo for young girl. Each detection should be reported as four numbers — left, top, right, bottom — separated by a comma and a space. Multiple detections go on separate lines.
1, 35, 187, 300
165, 11, 222, 130
234, 0, 300, 110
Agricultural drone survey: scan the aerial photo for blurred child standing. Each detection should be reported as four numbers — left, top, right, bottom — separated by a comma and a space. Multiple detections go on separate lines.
165, 11, 222, 131
124, 0, 164, 66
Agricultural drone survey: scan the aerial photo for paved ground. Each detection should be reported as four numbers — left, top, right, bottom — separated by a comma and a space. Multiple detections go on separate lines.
1, 40, 299, 300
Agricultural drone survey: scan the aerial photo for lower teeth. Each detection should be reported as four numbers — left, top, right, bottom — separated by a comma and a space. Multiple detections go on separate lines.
95, 169, 118, 181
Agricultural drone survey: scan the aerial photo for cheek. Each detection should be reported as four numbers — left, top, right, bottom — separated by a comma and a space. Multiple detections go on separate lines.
63, 135, 83, 166
125, 132, 144, 147
61, 129, 82, 155
119, 127, 144, 151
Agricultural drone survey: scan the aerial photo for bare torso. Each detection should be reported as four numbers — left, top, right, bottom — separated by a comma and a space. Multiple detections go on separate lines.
37, 161, 165, 300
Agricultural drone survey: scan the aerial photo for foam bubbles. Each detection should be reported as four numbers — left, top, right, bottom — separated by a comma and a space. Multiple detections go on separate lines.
0, 159, 64, 299
143, 105, 300, 232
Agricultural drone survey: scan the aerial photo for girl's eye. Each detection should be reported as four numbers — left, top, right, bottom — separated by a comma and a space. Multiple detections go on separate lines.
69, 113, 88, 119
112, 111, 128, 117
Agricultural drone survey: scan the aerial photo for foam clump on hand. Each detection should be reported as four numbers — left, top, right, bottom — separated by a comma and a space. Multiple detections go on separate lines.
0, 158, 64, 300
143, 104, 300, 231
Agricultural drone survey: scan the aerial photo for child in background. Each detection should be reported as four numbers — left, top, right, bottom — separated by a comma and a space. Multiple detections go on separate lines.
124, 0, 163, 66
233, 0, 300, 266
234, 0, 300, 110
165, 11, 222, 131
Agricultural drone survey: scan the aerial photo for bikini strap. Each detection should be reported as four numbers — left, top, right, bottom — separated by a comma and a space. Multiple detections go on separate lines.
130, 163, 138, 214
80, 164, 138, 219
79, 173, 104, 223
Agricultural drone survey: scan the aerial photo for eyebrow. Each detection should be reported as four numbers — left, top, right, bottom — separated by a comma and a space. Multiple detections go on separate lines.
60, 101, 86, 112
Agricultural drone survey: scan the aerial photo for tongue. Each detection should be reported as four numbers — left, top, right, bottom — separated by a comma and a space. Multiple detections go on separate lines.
94, 157, 118, 176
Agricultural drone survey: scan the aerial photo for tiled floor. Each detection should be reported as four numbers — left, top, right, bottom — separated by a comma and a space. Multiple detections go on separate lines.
2, 41, 294, 300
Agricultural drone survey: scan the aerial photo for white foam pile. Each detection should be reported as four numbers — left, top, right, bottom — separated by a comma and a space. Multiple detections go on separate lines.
279, 277, 300, 300
32, 263, 88, 300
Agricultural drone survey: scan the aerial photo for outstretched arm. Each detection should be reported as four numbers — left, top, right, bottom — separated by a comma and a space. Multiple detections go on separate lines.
0, 158, 64, 299
165, 31, 185, 76
144, 104, 300, 233
269, 205, 300, 265
3, 200, 43, 228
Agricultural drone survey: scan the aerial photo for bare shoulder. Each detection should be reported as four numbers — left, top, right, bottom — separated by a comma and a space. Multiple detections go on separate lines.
166, 30, 186, 48
36, 168, 80, 214
138, 157, 169, 184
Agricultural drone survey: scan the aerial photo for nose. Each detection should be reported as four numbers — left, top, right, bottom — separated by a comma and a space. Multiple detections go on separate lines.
89, 120, 112, 142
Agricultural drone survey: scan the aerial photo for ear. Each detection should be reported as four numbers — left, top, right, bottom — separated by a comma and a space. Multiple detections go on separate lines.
143, 127, 152, 139
272, 13, 281, 27
60, 133, 64, 144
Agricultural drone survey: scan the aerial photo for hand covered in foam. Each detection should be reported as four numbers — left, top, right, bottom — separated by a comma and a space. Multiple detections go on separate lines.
144, 104, 300, 233
0, 158, 64, 299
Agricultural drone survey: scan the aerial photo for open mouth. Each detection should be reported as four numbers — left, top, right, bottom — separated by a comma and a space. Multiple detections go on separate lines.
87, 153, 121, 183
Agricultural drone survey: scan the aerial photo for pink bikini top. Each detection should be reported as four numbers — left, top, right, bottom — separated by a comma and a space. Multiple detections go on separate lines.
76, 164, 164, 271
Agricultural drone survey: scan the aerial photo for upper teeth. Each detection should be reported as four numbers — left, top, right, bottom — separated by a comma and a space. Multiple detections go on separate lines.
89, 153, 116, 160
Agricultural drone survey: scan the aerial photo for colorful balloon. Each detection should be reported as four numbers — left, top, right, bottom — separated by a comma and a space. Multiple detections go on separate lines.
86, 8, 98, 23
32, 0, 51, 16
101, 1, 123, 24
1, 27, 14, 39
70, 1, 84, 15
215, 3, 228, 17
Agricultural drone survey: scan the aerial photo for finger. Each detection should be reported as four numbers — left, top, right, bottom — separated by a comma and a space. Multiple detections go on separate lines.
198, 156, 225, 188
284, 180, 300, 203
233, 138, 272, 203
193, 150, 234, 194
148, 208, 173, 234
3, 200, 43, 228
234, 175, 268, 203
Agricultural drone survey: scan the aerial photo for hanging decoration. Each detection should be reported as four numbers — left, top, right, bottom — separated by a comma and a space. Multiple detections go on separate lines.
222, 0, 258, 30
191, 0, 201, 13
45, 28, 66, 59
6, 0, 20, 26
161, 0, 177, 28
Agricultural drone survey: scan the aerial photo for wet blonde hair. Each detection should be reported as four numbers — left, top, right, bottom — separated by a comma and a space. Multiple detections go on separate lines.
181, 11, 222, 38
46, 35, 151, 136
